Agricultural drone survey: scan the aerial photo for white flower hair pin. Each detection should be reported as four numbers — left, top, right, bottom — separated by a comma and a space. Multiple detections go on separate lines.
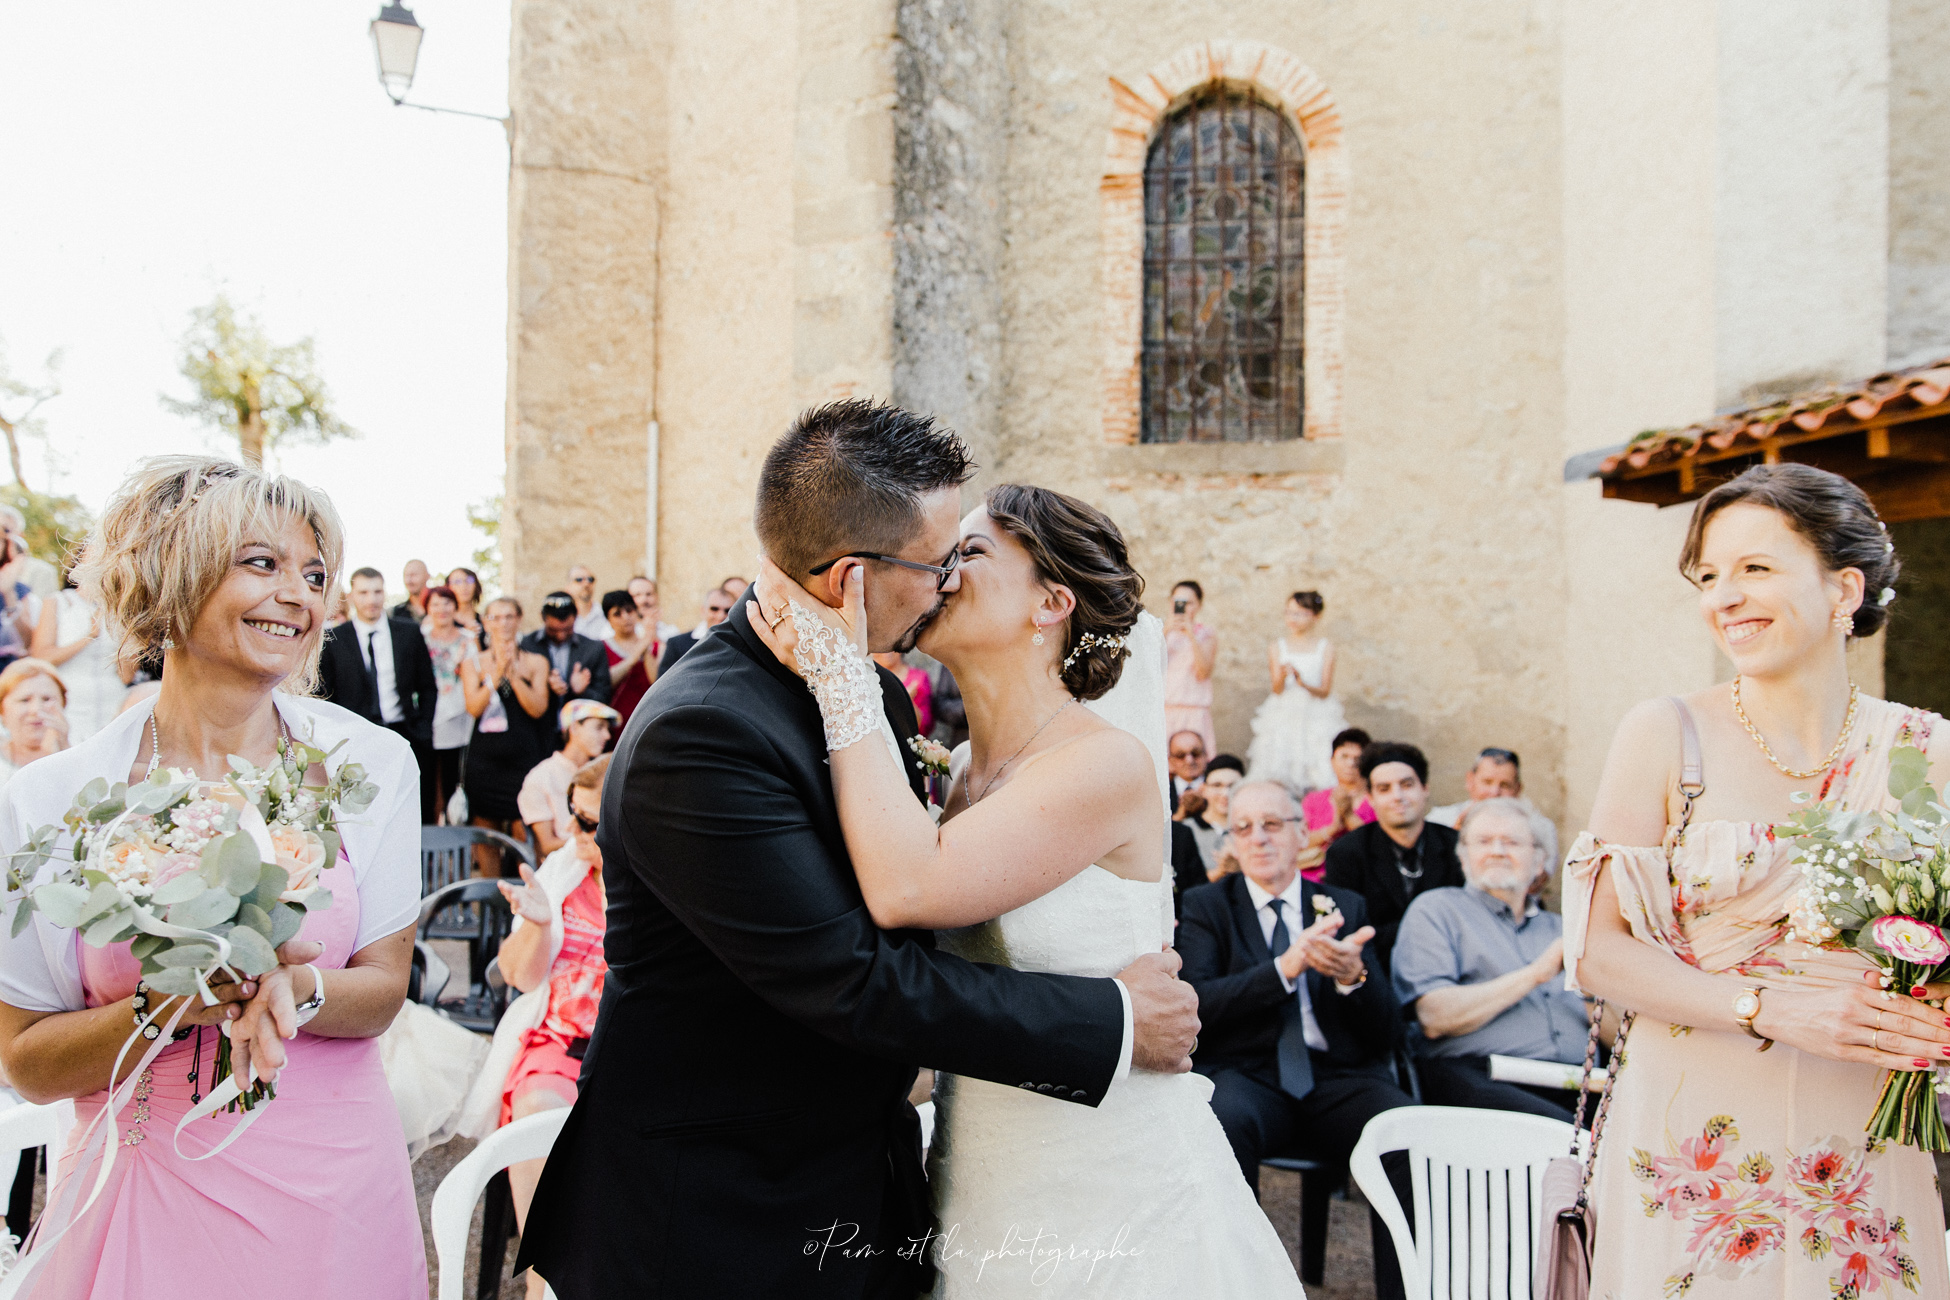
1062, 632, 1129, 671
1879, 587, 1896, 607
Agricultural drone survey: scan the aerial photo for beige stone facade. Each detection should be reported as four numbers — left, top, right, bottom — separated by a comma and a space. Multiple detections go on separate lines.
503, 0, 1939, 842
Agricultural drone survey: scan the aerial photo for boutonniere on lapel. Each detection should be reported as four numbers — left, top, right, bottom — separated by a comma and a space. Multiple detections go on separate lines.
908, 735, 952, 817
1311, 893, 1339, 922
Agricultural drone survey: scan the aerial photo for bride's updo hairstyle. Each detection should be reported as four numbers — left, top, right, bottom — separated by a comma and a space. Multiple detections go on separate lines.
72, 455, 346, 694
1677, 463, 1900, 638
983, 484, 1144, 701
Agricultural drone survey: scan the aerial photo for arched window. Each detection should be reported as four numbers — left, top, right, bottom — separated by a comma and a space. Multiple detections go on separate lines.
1141, 90, 1305, 443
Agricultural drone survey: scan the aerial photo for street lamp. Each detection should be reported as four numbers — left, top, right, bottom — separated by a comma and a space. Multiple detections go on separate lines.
369, 3, 424, 104
366, 3, 507, 126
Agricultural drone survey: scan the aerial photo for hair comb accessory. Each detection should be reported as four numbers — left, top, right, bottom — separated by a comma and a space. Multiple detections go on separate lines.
1062, 631, 1130, 671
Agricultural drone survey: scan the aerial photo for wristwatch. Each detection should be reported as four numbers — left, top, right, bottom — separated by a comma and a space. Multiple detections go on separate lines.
1732, 985, 1773, 1051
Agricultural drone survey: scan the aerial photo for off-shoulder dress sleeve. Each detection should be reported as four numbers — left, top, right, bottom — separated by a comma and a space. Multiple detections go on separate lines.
1560, 830, 1680, 993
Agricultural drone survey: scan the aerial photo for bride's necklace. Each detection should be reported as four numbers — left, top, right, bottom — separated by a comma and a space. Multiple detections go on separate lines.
971, 698, 1078, 805
1731, 676, 1859, 780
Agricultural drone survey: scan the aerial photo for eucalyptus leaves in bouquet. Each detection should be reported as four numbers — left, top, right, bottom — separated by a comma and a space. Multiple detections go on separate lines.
3, 735, 376, 1107
1783, 744, 1950, 1151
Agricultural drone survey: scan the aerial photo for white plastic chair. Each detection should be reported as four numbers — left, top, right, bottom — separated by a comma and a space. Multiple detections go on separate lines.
0, 1101, 69, 1165
430, 1107, 568, 1300
1350, 1105, 1575, 1299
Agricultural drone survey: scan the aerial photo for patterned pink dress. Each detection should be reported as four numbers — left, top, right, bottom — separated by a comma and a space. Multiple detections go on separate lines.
21, 851, 426, 1298
500, 872, 607, 1124
1563, 699, 1949, 1299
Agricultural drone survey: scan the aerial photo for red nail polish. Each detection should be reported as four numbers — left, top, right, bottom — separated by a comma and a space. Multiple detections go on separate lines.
1916, 1059, 1931, 1069
1913, 985, 1930, 998
1942, 1046, 1950, 1059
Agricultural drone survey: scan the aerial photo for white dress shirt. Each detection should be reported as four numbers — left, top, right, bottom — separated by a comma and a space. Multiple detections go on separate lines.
1242, 874, 1331, 1052
573, 607, 609, 640
349, 614, 404, 725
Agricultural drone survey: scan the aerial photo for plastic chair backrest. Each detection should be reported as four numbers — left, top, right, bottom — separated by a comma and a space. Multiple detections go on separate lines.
0, 1101, 66, 1160
430, 1107, 570, 1300
1350, 1105, 1575, 1299
419, 826, 533, 898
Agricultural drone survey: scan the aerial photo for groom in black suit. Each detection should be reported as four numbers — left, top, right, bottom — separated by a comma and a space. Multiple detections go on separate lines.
1178, 778, 1415, 1300
520, 400, 1199, 1300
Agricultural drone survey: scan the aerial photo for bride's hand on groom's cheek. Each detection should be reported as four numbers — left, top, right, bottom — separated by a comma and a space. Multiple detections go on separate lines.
1117, 948, 1200, 1074
748, 558, 867, 674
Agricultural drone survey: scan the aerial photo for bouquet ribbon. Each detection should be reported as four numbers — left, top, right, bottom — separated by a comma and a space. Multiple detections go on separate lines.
0, 922, 277, 1297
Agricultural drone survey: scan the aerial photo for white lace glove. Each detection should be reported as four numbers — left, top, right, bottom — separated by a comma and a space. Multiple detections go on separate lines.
786, 602, 883, 752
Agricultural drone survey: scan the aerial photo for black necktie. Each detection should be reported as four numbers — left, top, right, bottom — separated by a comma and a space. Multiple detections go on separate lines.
1267, 897, 1315, 1102
363, 631, 382, 715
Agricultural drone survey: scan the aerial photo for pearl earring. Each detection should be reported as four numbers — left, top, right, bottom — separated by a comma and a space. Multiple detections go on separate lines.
1031, 620, 1045, 647
1832, 608, 1853, 636
161, 636, 176, 651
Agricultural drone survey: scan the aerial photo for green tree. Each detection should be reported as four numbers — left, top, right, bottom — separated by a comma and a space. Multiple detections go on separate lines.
466, 493, 502, 594
0, 484, 92, 573
0, 335, 61, 486
160, 295, 357, 468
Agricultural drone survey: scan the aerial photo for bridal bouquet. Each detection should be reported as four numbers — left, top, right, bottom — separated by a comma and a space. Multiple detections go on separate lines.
1784, 744, 1950, 1151
4, 736, 375, 1110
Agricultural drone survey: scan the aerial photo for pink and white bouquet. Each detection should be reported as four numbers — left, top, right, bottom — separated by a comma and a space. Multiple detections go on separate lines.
4, 735, 375, 1110
1784, 744, 1950, 1151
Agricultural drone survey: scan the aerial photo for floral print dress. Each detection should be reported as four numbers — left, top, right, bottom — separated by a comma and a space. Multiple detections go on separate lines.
500, 871, 608, 1123
1562, 698, 1948, 1299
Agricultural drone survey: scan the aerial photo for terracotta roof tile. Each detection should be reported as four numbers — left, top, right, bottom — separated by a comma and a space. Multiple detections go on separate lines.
1598, 357, 1950, 479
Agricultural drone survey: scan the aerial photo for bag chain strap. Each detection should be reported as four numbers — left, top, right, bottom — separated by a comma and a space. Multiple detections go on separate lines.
1567, 708, 1698, 1213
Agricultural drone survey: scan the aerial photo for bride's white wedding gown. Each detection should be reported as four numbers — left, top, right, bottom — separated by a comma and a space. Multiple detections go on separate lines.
928, 865, 1306, 1297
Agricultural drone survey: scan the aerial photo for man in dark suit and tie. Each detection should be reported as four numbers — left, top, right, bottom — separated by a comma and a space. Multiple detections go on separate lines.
1179, 778, 1416, 1300
320, 566, 439, 820
520, 591, 613, 747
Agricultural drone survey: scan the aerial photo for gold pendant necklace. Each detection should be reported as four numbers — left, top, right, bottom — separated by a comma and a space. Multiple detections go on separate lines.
1730, 676, 1859, 780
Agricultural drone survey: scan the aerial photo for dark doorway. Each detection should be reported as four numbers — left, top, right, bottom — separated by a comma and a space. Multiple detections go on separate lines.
1884, 518, 1950, 716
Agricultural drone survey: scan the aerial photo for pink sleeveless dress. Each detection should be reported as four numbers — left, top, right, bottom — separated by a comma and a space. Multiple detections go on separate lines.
1564, 699, 1949, 1300
23, 852, 427, 1298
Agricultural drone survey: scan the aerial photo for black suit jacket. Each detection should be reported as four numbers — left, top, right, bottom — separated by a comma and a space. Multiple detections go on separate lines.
1177, 872, 1399, 1081
521, 601, 1124, 1299
317, 617, 437, 748
1322, 820, 1464, 977
1169, 820, 1210, 917
518, 629, 614, 743
656, 629, 700, 678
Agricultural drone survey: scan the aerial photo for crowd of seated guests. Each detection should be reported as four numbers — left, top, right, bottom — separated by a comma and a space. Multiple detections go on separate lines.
1174, 731, 1597, 1292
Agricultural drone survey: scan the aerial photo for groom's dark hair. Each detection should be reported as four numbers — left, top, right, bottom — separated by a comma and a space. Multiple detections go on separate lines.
756, 400, 975, 577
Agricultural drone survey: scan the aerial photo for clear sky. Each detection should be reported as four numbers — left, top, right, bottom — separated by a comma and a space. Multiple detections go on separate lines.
0, 0, 511, 592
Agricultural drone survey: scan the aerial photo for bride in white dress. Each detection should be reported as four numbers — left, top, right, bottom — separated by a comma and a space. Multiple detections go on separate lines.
749, 484, 1303, 1298
1246, 592, 1346, 795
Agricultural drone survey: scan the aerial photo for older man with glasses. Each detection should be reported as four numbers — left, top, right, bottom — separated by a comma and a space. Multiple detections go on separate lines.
1178, 779, 1417, 1300
1391, 797, 1593, 1122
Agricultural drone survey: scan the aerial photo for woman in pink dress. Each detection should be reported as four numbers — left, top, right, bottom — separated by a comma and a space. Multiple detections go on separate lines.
1567, 465, 1948, 1298
0, 456, 425, 1298
470, 754, 610, 1300
1163, 580, 1217, 757
874, 652, 933, 734
1299, 726, 1375, 864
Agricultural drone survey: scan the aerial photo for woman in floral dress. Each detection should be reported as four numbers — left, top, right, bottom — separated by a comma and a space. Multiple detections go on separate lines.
1566, 464, 1950, 1299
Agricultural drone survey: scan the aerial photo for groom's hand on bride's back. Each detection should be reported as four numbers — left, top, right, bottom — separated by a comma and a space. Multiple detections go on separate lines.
1117, 949, 1200, 1073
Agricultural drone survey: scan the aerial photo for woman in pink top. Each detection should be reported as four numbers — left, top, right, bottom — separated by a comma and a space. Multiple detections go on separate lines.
1298, 727, 1375, 880
873, 651, 933, 735
0, 457, 425, 1299
1163, 580, 1217, 757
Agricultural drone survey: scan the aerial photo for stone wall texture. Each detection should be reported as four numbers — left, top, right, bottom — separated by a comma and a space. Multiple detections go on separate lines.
506, 0, 1924, 844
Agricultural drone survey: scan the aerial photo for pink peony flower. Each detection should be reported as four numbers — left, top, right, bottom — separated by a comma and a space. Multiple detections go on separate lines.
269, 825, 327, 897
149, 853, 201, 891
1869, 915, 1950, 965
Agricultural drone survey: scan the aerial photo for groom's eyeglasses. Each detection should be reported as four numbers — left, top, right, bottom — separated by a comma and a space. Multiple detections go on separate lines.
808, 545, 961, 593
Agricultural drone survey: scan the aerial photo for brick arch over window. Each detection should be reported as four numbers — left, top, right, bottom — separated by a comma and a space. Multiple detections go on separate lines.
1102, 42, 1346, 445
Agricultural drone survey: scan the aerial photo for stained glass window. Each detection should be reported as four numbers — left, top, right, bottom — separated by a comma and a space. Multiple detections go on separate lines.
1141, 91, 1305, 443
